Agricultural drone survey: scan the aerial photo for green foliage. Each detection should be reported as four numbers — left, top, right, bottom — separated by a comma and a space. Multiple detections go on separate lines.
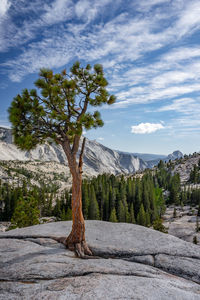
129, 203, 136, 224
8, 62, 116, 149
189, 164, 200, 184
10, 196, 40, 229
137, 204, 146, 226
88, 185, 100, 220
5, 165, 200, 230
65, 207, 72, 221
152, 218, 168, 233
109, 208, 118, 222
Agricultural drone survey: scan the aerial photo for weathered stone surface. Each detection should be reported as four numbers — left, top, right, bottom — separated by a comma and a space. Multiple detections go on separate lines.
163, 206, 200, 244
0, 221, 200, 299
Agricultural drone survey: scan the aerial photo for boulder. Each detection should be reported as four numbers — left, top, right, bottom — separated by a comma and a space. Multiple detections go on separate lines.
0, 221, 200, 299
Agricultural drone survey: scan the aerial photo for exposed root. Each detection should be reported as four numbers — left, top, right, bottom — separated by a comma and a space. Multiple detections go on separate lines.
53, 237, 96, 259
74, 241, 93, 258
75, 243, 85, 258
82, 240, 93, 256
52, 236, 67, 246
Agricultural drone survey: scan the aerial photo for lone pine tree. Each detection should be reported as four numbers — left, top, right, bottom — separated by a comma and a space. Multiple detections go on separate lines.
8, 62, 116, 257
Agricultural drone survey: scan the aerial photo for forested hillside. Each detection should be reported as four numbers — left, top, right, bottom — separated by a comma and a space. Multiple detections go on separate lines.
1, 157, 200, 231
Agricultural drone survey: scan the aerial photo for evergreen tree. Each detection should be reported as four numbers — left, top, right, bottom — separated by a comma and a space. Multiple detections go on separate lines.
153, 218, 168, 233
88, 185, 100, 220
189, 165, 199, 183
82, 182, 90, 219
65, 207, 72, 220
169, 174, 181, 204
8, 62, 115, 257
11, 196, 40, 228
109, 208, 118, 222
135, 179, 142, 215
145, 211, 151, 227
137, 204, 146, 226
129, 203, 136, 224
118, 200, 125, 222
61, 208, 67, 221
53, 197, 62, 219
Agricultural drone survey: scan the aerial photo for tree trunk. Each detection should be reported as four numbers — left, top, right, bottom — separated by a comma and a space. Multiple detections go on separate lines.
62, 138, 92, 257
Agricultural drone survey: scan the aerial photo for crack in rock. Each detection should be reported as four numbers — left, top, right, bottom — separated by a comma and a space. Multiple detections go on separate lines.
1, 235, 200, 286
0, 271, 154, 284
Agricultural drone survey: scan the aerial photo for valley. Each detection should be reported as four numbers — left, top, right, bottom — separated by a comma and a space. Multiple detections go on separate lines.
0, 127, 200, 246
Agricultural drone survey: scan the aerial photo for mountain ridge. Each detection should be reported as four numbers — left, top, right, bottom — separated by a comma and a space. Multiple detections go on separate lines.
0, 127, 183, 175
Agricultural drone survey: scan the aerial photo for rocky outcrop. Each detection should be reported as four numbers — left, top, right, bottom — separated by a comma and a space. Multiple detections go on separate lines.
0, 221, 200, 299
146, 150, 184, 168
163, 206, 200, 244
173, 154, 200, 183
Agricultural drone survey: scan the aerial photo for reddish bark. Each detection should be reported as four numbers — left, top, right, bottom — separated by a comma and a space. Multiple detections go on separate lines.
61, 137, 92, 257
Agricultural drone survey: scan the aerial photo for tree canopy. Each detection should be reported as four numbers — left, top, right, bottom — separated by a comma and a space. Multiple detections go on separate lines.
9, 62, 116, 151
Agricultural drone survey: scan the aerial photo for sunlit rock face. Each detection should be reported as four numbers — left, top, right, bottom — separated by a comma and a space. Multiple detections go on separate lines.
0, 127, 147, 176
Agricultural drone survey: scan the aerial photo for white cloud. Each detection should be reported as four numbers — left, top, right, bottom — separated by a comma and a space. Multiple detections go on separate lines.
2, 0, 200, 109
162, 47, 200, 63
97, 137, 104, 141
131, 123, 164, 134
175, 1, 200, 38
75, 0, 91, 18
42, 0, 73, 24
0, 0, 10, 18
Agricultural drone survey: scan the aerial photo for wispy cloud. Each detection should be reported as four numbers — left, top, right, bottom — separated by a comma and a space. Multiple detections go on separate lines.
2, 0, 198, 80
2, 0, 200, 115
158, 98, 200, 114
131, 123, 164, 134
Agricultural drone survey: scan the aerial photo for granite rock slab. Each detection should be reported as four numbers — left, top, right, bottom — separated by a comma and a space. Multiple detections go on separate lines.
0, 221, 200, 299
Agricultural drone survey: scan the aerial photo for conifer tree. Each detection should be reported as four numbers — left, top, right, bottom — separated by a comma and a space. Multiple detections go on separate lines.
11, 196, 40, 228
153, 218, 168, 233
8, 62, 115, 257
129, 203, 136, 224
88, 185, 100, 220
118, 200, 125, 222
82, 182, 90, 219
135, 179, 142, 215
65, 207, 72, 220
145, 211, 151, 227
137, 204, 146, 226
61, 208, 67, 221
109, 208, 118, 222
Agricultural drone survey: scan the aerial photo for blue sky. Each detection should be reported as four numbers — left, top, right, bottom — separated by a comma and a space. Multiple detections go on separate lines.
0, 0, 200, 155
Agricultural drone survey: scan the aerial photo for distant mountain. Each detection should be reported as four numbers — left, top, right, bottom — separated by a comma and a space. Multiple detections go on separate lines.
0, 127, 147, 176
146, 151, 184, 168
167, 150, 183, 161
132, 153, 166, 162
117, 149, 184, 168
0, 127, 184, 176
